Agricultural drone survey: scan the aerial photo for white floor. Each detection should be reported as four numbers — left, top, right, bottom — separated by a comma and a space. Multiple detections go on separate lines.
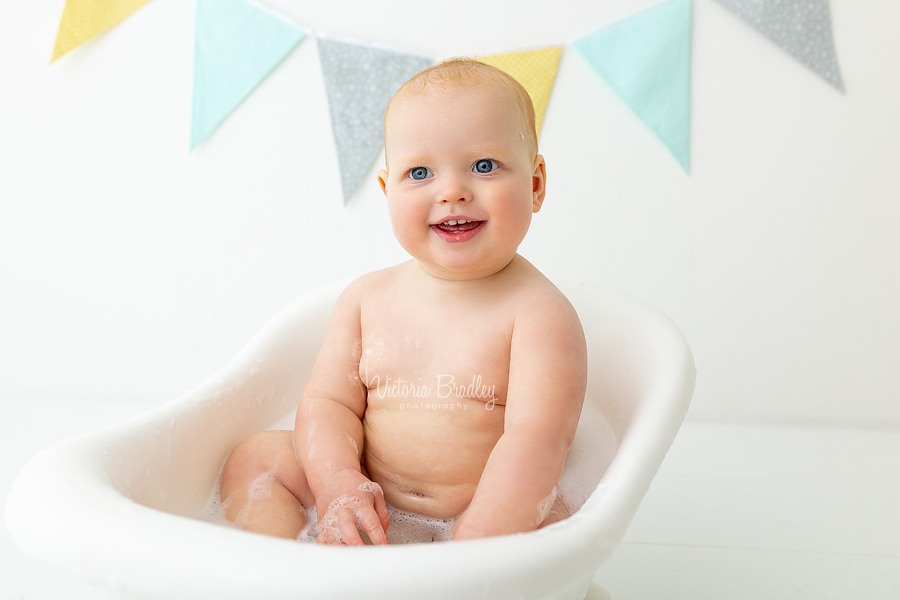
2, 398, 898, 599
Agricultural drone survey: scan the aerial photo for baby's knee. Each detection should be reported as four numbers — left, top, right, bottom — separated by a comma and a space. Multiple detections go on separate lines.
222, 430, 289, 489
234, 430, 287, 458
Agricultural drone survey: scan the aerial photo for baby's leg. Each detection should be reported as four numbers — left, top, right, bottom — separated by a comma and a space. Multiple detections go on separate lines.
219, 429, 315, 539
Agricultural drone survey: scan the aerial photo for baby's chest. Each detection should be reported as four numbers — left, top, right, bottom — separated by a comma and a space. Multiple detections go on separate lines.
358, 306, 512, 402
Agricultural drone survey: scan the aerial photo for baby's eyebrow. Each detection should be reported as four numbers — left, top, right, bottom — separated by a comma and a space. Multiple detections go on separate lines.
392, 151, 435, 166
391, 146, 511, 171
467, 146, 510, 158
394, 157, 431, 172
454, 146, 509, 163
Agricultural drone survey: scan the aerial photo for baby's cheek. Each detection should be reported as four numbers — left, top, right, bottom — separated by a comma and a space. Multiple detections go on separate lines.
387, 208, 420, 243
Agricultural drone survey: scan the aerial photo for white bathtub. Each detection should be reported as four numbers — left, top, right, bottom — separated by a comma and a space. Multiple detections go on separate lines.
4, 279, 695, 599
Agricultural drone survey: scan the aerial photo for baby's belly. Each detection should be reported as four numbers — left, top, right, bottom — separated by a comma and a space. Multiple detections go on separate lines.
363, 393, 504, 519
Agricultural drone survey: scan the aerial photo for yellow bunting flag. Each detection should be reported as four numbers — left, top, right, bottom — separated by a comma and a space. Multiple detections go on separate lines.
477, 47, 563, 135
51, 0, 154, 62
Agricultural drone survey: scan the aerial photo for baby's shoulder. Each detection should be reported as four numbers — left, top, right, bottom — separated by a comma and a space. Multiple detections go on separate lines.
507, 263, 583, 334
338, 263, 408, 304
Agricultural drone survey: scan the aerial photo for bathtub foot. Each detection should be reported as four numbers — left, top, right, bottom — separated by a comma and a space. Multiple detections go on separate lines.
582, 581, 612, 600
542, 574, 610, 600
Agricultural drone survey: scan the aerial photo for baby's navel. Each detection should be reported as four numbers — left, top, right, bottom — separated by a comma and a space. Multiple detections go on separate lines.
398, 481, 428, 499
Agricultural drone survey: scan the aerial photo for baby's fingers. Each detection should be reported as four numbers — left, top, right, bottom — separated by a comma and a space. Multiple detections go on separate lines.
374, 492, 390, 534
337, 507, 365, 547
358, 481, 390, 534
318, 521, 338, 545
359, 507, 388, 545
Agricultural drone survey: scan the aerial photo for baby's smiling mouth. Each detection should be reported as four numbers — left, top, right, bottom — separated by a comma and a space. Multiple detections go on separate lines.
431, 219, 484, 233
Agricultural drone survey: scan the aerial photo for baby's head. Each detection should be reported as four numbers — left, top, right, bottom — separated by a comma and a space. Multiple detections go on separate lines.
378, 59, 547, 281
384, 59, 539, 163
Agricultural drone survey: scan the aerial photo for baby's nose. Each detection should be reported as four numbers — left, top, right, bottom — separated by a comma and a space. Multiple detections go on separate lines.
438, 177, 471, 203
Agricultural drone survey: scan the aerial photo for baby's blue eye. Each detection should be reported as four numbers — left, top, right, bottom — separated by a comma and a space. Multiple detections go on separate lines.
409, 167, 433, 180
474, 159, 499, 174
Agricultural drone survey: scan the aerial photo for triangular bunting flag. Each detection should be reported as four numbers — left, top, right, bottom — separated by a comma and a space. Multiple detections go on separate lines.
51, 0, 154, 62
190, 0, 306, 150
477, 47, 563, 136
573, 0, 692, 171
317, 37, 431, 204
714, 0, 843, 91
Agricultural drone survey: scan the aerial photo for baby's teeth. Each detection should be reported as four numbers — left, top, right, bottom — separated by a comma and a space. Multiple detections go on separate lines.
458, 220, 468, 224
447, 220, 457, 225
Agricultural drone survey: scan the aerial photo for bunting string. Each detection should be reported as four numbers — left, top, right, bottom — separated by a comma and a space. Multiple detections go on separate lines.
49, 0, 845, 200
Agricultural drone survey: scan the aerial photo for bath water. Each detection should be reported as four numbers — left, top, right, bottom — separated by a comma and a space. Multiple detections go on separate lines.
198, 398, 616, 544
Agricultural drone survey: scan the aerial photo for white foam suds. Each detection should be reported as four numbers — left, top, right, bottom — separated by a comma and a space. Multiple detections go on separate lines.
198, 400, 616, 543
384, 505, 455, 543
535, 486, 558, 527
557, 399, 618, 511
198, 455, 234, 528
357, 481, 380, 495
288, 502, 455, 544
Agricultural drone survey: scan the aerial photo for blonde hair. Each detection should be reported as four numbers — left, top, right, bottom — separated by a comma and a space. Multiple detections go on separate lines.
384, 58, 538, 160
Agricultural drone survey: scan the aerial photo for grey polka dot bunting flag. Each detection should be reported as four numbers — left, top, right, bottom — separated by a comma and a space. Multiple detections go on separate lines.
317, 37, 432, 204
714, 0, 844, 91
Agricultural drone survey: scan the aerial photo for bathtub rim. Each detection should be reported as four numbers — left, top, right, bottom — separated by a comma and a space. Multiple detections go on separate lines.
4, 277, 695, 599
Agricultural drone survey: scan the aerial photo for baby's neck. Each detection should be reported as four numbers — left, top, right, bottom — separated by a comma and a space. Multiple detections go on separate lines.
413, 255, 522, 292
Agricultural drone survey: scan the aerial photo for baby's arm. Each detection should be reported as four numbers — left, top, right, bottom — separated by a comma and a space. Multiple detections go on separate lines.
452, 293, 587, 540
293, 280, 389, 546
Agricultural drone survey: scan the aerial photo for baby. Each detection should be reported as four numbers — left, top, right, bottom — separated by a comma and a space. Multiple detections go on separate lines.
219, 58, 587, 546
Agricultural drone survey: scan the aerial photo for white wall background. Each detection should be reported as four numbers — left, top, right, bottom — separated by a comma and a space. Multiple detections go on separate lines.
1, 0, 898, 427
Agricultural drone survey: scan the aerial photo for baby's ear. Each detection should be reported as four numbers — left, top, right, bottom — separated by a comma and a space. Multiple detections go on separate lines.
377, 169, 389, 197
531, 155, 547, 213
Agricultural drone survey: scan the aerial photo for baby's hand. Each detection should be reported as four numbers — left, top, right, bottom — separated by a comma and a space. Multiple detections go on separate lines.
316, 469, 390, 546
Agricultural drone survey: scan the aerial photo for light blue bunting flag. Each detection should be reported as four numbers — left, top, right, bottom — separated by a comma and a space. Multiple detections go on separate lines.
190, 0, 306, 150
317, 37, 431, 204
714, 0, 843, 91
573, 0, 692, 172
